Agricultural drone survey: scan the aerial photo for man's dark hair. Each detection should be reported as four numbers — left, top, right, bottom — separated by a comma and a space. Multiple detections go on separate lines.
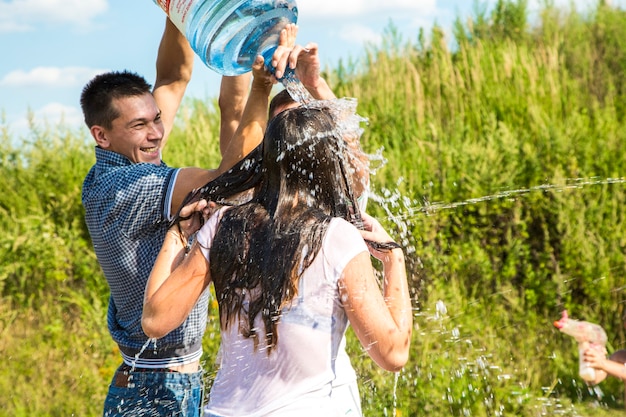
80, 70, 152, 129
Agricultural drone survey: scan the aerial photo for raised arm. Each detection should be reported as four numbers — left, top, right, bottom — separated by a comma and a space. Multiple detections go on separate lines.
142, 200, 217, 339
153, 18, 195, 147
166, 57, 272, 215
289, 42, 335, 100
167, 24, 297, 214
339, 212, 412, 372
217, 23, 297, 173
218, 74, 252, 156
216, 56, 274, 173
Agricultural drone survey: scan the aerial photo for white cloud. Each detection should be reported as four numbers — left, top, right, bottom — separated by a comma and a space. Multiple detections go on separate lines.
8, 102, 84, 138
295, 0, 441, 50
0, 20, 30, 32
0, 0, 108, 32
0, 66, 109, 88
296, 0, 437, 19
36, 102, 83, 125
338, 24, 382, 46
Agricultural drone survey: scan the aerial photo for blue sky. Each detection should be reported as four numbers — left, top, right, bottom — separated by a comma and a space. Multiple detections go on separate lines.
0, 0, 622, 138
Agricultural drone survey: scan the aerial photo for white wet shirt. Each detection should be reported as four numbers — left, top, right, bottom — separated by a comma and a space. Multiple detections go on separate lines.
204, 217, 368, 417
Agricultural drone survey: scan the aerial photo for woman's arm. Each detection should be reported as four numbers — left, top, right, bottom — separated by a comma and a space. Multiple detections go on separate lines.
142, 201, 216, 339
338, 213, 413, 372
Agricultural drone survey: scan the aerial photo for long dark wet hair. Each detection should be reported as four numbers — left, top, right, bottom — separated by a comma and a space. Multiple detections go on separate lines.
209, 106, 362, 353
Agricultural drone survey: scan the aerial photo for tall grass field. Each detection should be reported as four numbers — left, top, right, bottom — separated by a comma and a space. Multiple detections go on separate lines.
1, 1, 626, 416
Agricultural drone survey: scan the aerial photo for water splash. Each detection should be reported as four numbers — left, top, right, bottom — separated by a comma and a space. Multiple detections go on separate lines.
281, 72, 314, 105
409, 300, 589, 416
271, 77, 625, 415
129, 337, 158, 373
392, 177, 626, 220
392, 371, 400, 417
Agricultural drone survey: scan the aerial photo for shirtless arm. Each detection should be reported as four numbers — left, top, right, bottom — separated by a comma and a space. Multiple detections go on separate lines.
217, 23, 297, 172
218, 75, 251, 156
153, 18, 195, 147
168, 24, 298, 214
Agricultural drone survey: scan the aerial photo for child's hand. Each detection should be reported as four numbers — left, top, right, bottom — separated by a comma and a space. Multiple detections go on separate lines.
583, 344, 608, 370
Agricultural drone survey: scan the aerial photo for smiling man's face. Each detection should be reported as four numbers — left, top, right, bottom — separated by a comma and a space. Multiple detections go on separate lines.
98, 93, 165, 165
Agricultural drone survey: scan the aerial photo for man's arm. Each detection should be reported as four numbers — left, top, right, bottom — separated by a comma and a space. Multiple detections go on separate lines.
218, 74, 252, 157
170, 24, 297, 213
169, 57, 273, 212
217, 23, 297, 170
217, 57, 274, 173
153, 18, 195, 147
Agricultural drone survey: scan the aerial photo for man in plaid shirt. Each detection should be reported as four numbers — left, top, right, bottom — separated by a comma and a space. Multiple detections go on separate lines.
80, 19, 296, 417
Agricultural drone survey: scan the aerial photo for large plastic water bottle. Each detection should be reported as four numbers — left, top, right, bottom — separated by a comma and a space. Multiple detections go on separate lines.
153, 0, 298, 76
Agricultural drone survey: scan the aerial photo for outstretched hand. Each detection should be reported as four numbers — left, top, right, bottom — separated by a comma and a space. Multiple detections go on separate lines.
583, 344, 609, 369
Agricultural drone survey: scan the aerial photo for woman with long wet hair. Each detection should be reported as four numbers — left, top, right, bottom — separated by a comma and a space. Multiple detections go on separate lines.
142, 106, 413, 416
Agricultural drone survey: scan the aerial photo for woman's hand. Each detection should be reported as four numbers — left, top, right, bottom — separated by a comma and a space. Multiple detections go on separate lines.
359, 211, 401, 260
175, 199, 217, 245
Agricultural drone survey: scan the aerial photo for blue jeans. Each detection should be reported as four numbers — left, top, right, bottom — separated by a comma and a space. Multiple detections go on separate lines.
103, 365, 204, 417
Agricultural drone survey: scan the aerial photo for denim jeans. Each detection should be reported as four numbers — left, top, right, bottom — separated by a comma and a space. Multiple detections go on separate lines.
103, 366, 204, 417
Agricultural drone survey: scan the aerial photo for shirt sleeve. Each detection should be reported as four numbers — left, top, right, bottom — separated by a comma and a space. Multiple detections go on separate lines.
196, 207, 229, 261
323, 218, 369, 280
113, 164, 177, 238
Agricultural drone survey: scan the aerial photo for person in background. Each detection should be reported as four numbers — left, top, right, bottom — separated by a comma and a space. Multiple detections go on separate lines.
584, 310, 626, 410
80, 17, 297, 416
142, 105, 413, 416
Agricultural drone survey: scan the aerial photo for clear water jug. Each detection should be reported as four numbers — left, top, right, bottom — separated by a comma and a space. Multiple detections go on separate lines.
153, 0, 298, 76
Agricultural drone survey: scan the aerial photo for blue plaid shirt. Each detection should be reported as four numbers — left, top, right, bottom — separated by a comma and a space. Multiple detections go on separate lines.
82, 147, 209, 367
